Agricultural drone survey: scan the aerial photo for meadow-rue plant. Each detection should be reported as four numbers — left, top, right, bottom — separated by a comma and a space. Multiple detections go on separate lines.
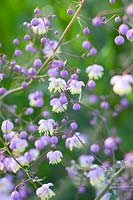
0, 0, 133, 199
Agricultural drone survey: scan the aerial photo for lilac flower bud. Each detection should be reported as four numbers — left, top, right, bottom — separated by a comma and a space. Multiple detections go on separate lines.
119, 24, 129, 35
87, 80, 96, 88
90, 143, 100, 153
126, 4, 133, 16
115, 16, 121, 23
72, 103, 81, 111
83, 27, 90, 34
82, 41, 91, 49
78, 186, 86, 193
13, 38, 19, 45
92, 17, 103, 26
67, 8, 73, 15
100, 101, 109, 109
25, 107, 34, 115
104, 137, 117, 150
114, 35, 125, 45
50, 136, 58, 144
14, 49, 22, 56
87, 47, 97, 56
34, 58, 42, 68
0, 87, 6, 94
28, 67, 36, 76
24, 34, 31, 41
31, 18, 39, 26
70, 122, 78, 130
28, 135, 35, 141
20, 131, 27, 139
1, 120, 14, 134
109, 0, 115, 4
120, 98, 129, 108
60, 70, 68, 77
34, 8, 40, 15
21, 81, 28, 88
35, 139, 45, 150
126, 29, 133, 41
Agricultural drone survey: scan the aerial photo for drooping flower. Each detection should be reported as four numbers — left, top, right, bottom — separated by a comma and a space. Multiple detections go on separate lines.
38, 119, 55, 135
48, 77, 66, 93
9, 138, 28, 153
86, 64, 104, 80
50, 97, 68, 113
110, 74, 133, 96
47, 150, 63, 164
86, 164, 105, 188
66, 133, 86, 151
36, 183, 55, 200
67, 79, 85, 95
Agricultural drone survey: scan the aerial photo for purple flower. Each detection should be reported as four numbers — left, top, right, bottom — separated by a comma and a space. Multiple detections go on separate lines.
110, 74, 133, 96
36, 183, 55, 200
48, 77, 66, 93
67, 79, 85, 95
32, 17, 50, 35
43, 39, 59, 56
47, 150, 63, 164
86, 64, 104, 80
50, 97, 68, 113
86, 165, 105, 188
38, 119, 55, 135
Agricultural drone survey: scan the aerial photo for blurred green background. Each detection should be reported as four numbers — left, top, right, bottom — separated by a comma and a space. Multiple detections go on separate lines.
0, 0, 133, 199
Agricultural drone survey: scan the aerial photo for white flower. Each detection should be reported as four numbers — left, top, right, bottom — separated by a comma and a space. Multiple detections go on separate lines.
68, 80, 85, 95
110, 74, 133, 96
50, 98, 67, 113
48, 77, 66, 93
86, 164, 105, 188
47, 150, 63, 164
36, 183, 55, 200
38, 119, 55, 135
10, 138, 28, 153
86, 64, 104, 80
66, 133, 85, 151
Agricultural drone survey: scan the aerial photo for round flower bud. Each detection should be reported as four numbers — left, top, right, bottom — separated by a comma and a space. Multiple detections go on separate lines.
31, 18, 39, 26
114, 35, 125, 45
21, 81, 28, 88
34, 58, 42, 68
67, 8, 73, 15
72, 103, 81, 111
70, 122, 78, 130
50, 136, 58, 144
100, 101, 109, 109
82, 41, 91, 49
109, 0, 115, 4
34, 8, 40, 15
126, 4, 133, 16
20, 131, 27, 139
24, 34, 31, 41
87, 80, 96, 88
90, 143, 100, 153
92, 17, 103, 26
115, 16, 121, 23
60, 70, 68, 77
1, 120, 14, 134
126, 29, 133, 41
119, 24, 129, 35
83, 27, 90, 34
0, 87, 6, 94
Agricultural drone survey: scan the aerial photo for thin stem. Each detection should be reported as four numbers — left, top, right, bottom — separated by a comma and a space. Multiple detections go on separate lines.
0, 0, 86, 101
95, 167, 125, 200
